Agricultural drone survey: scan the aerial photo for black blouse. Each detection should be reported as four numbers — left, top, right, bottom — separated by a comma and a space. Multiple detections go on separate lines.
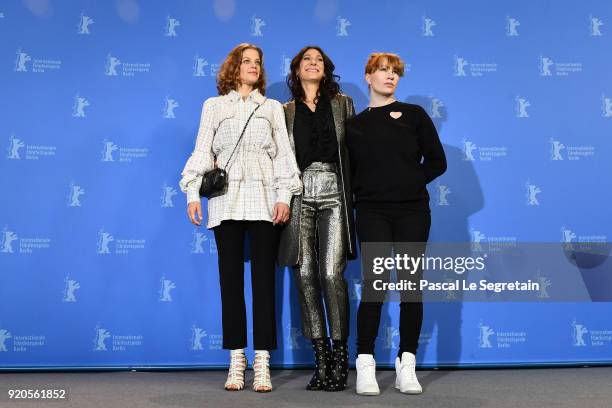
293, 95, 338, 171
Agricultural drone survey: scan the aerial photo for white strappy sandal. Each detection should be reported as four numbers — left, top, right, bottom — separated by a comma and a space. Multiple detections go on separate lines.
252, 352, 272, 392
224, 352, 247, 391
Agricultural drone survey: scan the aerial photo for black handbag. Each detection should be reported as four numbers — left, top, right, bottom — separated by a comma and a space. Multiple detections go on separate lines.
199, 101, 264, 198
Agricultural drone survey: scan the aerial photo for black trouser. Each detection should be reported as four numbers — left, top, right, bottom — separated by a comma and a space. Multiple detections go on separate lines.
213, 220, 279, 350
356, 205, 431, 357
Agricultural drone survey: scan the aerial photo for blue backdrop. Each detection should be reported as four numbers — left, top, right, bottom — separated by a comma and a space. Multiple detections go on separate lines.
1, 0, 611, 369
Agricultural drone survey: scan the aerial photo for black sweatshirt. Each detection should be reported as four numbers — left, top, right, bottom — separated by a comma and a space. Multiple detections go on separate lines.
346, 101, 447, 209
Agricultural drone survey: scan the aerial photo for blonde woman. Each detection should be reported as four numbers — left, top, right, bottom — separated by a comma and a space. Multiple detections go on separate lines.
179, 43, 302, 392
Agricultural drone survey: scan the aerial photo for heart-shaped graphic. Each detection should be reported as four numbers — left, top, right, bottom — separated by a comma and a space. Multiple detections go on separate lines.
390, 111, 402, 119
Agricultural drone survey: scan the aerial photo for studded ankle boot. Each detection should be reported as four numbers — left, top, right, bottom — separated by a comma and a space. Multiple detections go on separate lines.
324, 339, 349, 392
306, 338, 331, 390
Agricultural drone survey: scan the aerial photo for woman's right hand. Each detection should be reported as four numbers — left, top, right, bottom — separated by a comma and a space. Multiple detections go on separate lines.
187, 201, 203, 226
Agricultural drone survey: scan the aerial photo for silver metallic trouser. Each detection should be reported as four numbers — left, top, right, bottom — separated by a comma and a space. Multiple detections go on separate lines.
293, 162, 349, 340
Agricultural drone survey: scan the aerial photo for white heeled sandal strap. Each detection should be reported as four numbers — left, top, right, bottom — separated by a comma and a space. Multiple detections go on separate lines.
225, 353, 247, 391
252, 353, 272, 392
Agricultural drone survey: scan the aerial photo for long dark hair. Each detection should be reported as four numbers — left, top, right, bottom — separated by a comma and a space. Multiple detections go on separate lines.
286, 45, 341, 103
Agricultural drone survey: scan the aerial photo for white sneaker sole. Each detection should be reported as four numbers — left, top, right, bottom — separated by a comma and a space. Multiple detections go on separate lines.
357, 389, 380, 396
395, 383, 423, 394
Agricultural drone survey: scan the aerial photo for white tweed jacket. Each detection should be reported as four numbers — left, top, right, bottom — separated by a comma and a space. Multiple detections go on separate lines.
179, 89, 302, 229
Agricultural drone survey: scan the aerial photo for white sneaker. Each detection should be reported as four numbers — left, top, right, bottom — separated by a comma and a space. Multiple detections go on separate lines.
395, 352, 422, 394
355, 354, 380, 396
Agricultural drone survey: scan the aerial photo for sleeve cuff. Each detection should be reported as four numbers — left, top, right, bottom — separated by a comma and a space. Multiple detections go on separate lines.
186, 189, 201, 204
276, 189, 292, 206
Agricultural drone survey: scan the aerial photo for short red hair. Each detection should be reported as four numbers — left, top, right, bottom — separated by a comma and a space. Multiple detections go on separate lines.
364, 52, 405, 77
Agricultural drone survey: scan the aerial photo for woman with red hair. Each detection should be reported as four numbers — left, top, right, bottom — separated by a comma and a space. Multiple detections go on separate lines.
179, 43, 302, 392
347, 52, 446, 396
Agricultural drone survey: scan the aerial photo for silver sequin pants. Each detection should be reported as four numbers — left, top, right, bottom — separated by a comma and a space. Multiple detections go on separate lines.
293, 162, 349, 340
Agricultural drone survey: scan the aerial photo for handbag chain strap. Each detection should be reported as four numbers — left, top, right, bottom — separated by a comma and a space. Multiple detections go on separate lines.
221, 98, 266, 172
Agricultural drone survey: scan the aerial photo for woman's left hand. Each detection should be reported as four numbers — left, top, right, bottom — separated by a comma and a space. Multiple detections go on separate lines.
272, 202, 290, 225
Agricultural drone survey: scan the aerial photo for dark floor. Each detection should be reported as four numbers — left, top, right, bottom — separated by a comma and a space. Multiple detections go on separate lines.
0, 367, 611, 408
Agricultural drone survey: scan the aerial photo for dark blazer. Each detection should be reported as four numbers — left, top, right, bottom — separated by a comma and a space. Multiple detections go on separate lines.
278, 93, 357, 266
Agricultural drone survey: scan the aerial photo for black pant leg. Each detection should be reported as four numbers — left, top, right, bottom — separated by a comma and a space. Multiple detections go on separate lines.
356, 207, 394, 356
248, 221, 279, 350
392, 209, 431, 356
213, 220, 247, 350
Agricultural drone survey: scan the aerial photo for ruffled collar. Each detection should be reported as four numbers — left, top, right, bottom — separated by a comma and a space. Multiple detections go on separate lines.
225, 88, 266, 105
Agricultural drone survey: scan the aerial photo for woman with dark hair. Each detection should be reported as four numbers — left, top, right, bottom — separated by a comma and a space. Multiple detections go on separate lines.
179, 43, 302, 392
278, 46, 356, 392
347, 52, 446, 396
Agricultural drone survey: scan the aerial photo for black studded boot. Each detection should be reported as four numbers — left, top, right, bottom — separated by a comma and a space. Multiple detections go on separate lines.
324, 339, 349, 391
306, 338, 331, 390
